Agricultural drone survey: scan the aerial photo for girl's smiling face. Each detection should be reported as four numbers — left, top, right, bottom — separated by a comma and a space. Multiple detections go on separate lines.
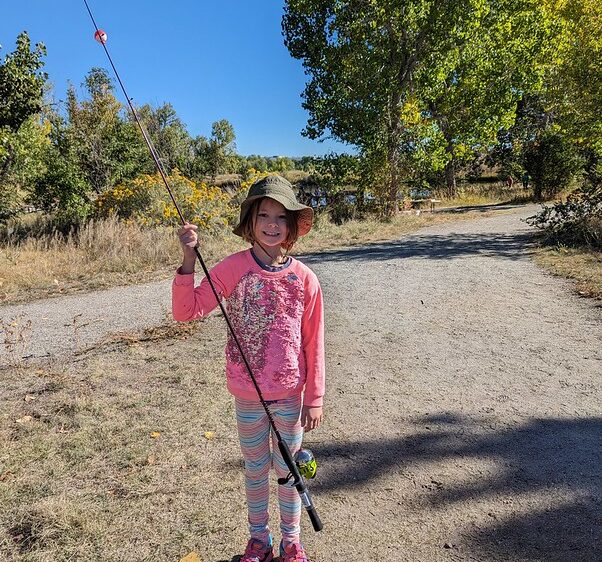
253, 198, 289, 249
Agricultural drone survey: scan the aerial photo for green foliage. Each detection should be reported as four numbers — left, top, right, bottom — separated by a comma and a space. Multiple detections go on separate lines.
241, 155, 269, 173
545, 0, 602, 156
312, 153, 360, 194
66, 68, 147, 194
490, 95, 548, 180
524, 130, 582, 200
0, 176, 21, 221
310, 153, 362, 222
136, 103, 192, 174
239, 155, 298, 175
27, 109, 90, 224
527, 180, 602, 249
0, 32, 47, 133
32, 147, 90, 223
0, 32, 48, 220
283, 0, 555, 210
190, 119, 238, 179
0, 116, 51, 220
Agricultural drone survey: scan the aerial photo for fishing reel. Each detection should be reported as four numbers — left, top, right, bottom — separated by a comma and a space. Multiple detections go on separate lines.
278, 448, 317, 485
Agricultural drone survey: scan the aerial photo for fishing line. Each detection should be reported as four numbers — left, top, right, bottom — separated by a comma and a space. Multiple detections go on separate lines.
82, 0, 322, 532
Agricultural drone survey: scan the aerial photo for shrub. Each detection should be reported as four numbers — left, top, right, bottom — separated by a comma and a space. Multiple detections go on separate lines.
524, 131, 583, 200
95, 170, 235, 233
527, 182, 602, 249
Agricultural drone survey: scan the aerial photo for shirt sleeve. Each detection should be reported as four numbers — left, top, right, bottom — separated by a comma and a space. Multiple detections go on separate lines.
301, 271, 325, 407
172, 254, 238, 322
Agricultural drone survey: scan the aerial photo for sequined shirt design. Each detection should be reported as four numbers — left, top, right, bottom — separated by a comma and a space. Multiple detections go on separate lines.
226, 271, 305, 394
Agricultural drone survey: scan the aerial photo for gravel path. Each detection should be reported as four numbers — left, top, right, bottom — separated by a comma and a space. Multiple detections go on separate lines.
301, 204, 601, 561
1, 204, 600, 560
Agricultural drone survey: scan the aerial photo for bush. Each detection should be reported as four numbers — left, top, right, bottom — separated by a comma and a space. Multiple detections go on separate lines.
95, 170, 234, 233
527, 182, 602, 249
524, 131, 583, 200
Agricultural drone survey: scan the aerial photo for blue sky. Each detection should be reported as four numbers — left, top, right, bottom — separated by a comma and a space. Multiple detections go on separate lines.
1, 0, 348, 157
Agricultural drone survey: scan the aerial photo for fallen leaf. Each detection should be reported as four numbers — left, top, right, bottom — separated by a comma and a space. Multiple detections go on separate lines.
16, 415, 33, 424
147, 453, 156, 465
24, 395, 36, 402
150, 431, 161, 439
180, 552, 201, 562
203, 431, 215, 440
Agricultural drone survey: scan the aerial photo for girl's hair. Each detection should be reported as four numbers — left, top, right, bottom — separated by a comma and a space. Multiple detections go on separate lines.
239, 198, 299, 251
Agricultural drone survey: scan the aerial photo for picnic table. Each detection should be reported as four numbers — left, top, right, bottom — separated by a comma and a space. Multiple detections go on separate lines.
410, 198, 441, 212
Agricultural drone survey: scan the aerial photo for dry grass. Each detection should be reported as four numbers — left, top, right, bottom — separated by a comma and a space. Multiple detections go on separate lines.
0, 317, 252, 562
0, 208, 497, 305
0, 218, 246, 304
435, 181, 532, 208
533, 244, 602, 300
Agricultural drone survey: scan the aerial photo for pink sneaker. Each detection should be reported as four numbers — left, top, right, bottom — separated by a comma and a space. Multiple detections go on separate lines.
241, 538, 274, 562
279, 541, 310, 562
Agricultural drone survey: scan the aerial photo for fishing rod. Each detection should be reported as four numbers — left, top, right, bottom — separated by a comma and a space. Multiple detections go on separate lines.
82, 0, 322, 532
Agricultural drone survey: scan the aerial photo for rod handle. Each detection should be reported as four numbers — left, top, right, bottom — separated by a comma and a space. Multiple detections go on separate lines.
307, 505, 323, 532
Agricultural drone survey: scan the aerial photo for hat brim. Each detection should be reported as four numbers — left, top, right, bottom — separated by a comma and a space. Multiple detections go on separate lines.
233, 193, 314, 238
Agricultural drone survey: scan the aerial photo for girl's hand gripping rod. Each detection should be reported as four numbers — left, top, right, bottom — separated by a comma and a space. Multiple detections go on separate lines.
82, 0, 322, 532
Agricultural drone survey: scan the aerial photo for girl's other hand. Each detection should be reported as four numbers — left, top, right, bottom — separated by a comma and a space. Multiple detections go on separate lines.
301, 405, 323, 432
177, 223, 199, 253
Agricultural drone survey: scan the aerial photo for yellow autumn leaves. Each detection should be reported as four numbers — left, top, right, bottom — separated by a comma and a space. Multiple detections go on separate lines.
95, 169, 273, 234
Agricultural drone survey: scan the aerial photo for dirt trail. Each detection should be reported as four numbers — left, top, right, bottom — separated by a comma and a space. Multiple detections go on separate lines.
301, 205, 601, 561
1, 205, 600, 561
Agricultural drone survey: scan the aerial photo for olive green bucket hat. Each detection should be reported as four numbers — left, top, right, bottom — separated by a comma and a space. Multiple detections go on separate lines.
233, 175, 314, 237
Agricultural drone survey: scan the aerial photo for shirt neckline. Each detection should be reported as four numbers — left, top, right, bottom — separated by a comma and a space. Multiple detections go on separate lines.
249, 248, 292, 272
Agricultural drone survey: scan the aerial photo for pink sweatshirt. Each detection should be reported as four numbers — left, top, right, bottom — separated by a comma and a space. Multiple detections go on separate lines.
172, 249, 325, 407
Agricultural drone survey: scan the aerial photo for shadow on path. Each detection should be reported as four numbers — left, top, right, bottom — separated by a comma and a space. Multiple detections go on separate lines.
311, 415, 601, 561
302, 230, 536, 265
439, 202, 538, 214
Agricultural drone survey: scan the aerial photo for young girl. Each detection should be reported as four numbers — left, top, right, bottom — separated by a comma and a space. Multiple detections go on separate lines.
172, 175, 324, 562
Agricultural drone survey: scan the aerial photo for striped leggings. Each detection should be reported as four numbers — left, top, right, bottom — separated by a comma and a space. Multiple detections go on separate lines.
235, 395, 304, 545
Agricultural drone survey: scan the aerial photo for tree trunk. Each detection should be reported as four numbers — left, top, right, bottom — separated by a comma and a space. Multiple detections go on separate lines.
445, 157, 457, 198
385, 131, 401, 217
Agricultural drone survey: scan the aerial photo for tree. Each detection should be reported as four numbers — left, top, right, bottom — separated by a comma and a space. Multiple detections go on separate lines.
240, 155, 269, 173
0, 32, 47, 133
269, 156, 296, 173
1, 115, 51, 216
66, 68, 146, 194
545, 0, 602, 156
136, 102, 192, 174
190, 119, 238, 179
30, 110, 89, 221
283, 1, 554, 212
422, 1, 554, 194
524, 130, 582, 200
490, 94, 553, 182
0, 32, 48, 219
